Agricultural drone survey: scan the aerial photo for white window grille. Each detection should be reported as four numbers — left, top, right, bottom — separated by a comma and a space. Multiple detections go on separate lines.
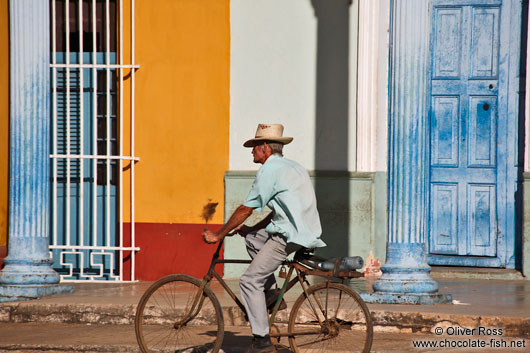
49, 0, 140, 282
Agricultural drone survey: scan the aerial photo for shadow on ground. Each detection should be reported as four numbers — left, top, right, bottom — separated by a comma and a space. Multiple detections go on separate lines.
221, 328, 291, 352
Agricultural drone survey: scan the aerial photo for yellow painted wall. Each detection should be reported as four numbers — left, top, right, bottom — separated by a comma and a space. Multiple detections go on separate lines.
131, 0, 230, 224
0, 0, 8, 247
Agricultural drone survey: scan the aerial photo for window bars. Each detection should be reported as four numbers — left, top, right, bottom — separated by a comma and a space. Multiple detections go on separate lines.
49, 0, 140, 282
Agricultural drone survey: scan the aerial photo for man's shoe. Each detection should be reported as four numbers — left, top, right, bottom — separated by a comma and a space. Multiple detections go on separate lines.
246, 334, 276, 353
266, 289, 287, 313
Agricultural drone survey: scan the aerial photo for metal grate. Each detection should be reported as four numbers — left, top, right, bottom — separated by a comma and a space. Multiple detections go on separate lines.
49, 0, 140, 282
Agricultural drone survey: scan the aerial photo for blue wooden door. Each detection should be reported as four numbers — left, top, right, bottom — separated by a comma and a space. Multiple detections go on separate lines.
428, 0, 521, 268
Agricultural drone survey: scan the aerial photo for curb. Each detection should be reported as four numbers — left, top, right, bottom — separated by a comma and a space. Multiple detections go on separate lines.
1, 302, 529, 338
370, 310, 530, 337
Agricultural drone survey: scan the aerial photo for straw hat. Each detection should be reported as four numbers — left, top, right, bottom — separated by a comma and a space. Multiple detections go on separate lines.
243, 124, 294, 147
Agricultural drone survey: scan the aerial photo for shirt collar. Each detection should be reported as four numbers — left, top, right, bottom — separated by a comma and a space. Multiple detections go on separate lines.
265, 153, 282, 164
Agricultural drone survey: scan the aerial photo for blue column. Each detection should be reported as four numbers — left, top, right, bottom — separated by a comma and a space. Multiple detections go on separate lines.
361, 0, 451, 305
0, 0, 73, 302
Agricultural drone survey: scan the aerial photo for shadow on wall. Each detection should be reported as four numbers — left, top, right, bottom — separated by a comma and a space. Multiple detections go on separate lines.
310, 0, 351, 258
515, 0, 528, 272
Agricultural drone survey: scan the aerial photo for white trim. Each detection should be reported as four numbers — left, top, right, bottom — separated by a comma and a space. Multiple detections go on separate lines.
50, 245, 140, 251
50, 63, 140, 69
51, 0, 58, 248
131, 0, 137, 281
105, 0, 112, 259
50, 154, 140, 161
78, 0, 85, 276
119, 0, 124, 280
356, 0, 389, 172
356, 0, 379, 172
65, 0, 72, 249
92, 0, 98, 256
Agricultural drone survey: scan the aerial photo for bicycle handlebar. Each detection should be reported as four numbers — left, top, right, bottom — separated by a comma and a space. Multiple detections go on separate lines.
210, 231, 237, 260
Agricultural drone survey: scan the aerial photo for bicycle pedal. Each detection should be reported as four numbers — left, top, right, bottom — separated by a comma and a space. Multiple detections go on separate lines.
279, 266, 287, 279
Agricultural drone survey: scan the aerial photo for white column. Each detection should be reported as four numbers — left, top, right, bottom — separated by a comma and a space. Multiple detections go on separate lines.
361, 0, 451, 305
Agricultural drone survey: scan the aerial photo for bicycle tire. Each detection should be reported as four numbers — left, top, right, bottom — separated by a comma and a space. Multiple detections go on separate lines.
135, 274, 224, 353
288, 282, 373, 353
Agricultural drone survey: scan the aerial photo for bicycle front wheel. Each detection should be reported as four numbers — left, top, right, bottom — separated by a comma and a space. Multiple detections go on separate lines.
135, 274, 224, 353
288, 282, 373, 353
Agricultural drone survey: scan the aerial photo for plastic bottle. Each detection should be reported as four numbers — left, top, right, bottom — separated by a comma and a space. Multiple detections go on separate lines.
317, 256, 364, 271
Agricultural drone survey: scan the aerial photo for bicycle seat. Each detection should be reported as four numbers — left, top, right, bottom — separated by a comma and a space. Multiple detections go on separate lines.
293, 247, 315, 258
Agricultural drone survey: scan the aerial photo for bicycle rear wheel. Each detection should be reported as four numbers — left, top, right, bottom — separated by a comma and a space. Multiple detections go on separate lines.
288, 282, 373, 353
135, 274, 224, 353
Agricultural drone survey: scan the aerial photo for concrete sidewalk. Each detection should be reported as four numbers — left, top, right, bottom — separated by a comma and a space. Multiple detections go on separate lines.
0, 275, 529, 337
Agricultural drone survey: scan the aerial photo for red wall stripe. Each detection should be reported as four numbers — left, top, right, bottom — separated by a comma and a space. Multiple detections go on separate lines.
123, 223, 224, 281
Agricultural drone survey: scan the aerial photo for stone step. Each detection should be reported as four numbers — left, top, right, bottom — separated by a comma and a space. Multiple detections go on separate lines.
430, 267, 525, 280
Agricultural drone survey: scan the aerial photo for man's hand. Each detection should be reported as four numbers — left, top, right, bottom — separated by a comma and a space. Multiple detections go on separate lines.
202, 230, 221, 244
201, 205, 254, 244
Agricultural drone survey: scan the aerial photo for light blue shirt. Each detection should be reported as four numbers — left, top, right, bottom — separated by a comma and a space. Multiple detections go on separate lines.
243, 154, 326, 249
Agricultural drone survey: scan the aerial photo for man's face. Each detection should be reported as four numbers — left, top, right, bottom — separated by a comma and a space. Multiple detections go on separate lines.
252, 143, 269, 164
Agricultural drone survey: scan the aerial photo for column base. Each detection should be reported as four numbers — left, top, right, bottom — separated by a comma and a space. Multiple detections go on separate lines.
0, 258, 61, 285
0, 284, 74, 303
361, 291, 452, 304
364, 243, 452, 304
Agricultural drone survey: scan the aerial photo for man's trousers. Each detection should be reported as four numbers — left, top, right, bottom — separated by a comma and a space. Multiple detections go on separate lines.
240, 229, 300, 337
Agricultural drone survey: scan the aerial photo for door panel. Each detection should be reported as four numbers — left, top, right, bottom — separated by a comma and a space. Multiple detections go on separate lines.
467, 184, 497, 256
431, 183, 459, 254
431, 96, 460, 166
468, 96, 497, 167
470, 8, 499, 78
433, 8, 462, 79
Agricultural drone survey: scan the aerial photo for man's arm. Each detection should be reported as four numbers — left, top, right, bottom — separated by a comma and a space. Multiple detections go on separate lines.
236, 212, 273, 237
202, 204, 254, 244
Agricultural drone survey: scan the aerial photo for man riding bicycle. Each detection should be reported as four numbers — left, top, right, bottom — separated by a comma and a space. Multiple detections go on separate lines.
202, 124, 326, 353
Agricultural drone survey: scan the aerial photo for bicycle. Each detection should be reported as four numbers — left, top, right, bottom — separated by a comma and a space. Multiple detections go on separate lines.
135, 235, 373, 353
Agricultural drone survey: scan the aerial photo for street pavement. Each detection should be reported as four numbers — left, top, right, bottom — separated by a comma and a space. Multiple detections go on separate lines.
0, 273, 529, 352
0, 323, 527, 353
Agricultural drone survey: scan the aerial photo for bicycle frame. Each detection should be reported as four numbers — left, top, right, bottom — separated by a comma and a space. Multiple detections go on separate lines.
183, 239, 296, 329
